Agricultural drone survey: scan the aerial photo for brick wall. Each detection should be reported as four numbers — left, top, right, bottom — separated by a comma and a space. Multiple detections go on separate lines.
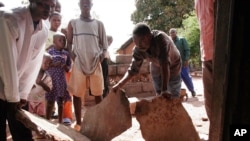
108, 54, 155, 98
84, 54, 156, 105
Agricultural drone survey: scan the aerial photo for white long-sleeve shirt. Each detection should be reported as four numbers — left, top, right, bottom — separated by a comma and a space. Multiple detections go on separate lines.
0, 6, 48, 102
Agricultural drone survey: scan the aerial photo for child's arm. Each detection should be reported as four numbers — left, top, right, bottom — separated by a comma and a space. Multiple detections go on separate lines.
61, 52, 72, 72
37, 81, 51, 92
50, 61, 61, 67
61, 64, 70, 72
47, 48, 61, 68
36, 72, 51, 92
50, 60, 69, 73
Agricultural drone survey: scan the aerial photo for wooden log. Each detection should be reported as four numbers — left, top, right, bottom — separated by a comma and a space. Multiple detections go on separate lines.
16, 110, 90, 141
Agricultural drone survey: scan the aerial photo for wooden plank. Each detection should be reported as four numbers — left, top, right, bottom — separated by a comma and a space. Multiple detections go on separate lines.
16, 110, 90, 141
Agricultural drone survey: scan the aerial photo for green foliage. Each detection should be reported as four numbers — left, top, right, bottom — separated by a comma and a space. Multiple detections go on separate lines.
131, 0, 201, 70
178, 12, 201, 70
131, 0, 194, 33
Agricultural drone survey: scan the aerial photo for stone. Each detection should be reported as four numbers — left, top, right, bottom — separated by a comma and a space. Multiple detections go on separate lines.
80, 89, 132, 141
135, 96, 200, 141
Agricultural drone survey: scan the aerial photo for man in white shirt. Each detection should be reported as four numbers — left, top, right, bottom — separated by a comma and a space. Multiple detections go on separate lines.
0, 0, 56, 140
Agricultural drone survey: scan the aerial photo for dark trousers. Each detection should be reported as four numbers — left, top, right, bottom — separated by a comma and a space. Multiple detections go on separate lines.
101, 58, 109, 97
0, 99, 33, 141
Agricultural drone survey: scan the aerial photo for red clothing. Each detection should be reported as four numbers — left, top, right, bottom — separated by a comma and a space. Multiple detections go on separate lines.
64, 71, 73, 120
195, 0, 215, 61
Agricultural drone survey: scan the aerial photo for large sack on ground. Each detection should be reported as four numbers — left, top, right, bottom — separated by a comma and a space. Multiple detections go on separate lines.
80, 89, 132, 141
135, 96, 200, 141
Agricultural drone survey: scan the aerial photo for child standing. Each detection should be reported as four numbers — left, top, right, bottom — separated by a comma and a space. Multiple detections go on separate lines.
45, 11, 62, 119
67, 0, 108, 130
45, 11, 62, 50
46, 32, 72, 123
28, 53, 53, 117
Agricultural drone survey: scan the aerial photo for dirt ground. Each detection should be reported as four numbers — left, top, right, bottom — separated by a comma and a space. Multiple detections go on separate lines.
6, 75, 209, 141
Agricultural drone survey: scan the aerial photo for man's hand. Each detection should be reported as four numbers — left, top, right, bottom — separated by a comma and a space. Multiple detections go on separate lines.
112, 72, 131, 94
17, 99, 27, 109
160, 91, 172, 99
99, 52, 105, 62
7, 99, 27, 116
70, 51, 76, 61
112, 83, 122, 93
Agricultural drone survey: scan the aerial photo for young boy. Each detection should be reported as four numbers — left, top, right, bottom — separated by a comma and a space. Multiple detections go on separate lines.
28, 53, 53, 117
67, 0, 108, 131
46, 32, 72, 124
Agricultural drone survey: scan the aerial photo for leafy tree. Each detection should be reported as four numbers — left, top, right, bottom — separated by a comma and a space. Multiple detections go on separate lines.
131, 0, 194, 33
131, 1, 200, 70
